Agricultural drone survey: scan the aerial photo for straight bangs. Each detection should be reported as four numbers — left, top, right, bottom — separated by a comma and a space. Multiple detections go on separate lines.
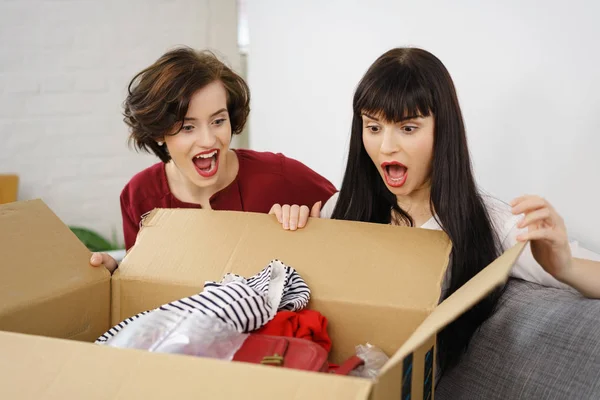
353, 63, 435, 123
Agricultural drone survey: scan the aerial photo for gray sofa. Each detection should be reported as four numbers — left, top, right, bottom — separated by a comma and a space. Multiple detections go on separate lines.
436, 279, 600, 399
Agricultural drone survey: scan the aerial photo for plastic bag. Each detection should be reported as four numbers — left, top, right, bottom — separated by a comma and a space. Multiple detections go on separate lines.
348, 343, 389, 379
102, 309, 248, 361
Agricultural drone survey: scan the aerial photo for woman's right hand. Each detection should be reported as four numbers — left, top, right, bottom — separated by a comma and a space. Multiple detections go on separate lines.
90, 252, 118, 274
269, 201, 322, 230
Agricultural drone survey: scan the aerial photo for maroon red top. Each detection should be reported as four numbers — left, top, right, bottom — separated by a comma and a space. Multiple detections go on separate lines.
120, 149, 337, 250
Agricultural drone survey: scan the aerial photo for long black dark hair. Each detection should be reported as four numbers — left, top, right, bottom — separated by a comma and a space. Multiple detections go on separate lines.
331, 47, 504, 375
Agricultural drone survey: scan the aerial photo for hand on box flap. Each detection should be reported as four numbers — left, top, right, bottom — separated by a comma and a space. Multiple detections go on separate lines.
96, 259, 310, 344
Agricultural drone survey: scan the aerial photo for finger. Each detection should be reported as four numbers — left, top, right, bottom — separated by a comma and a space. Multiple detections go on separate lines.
511, 194, 544, 210
270, 204, 283, 223
289, 205, 301, 230
102, 254, 119, 273
91, 253, 118, 273
516, 228, 561, 243
517, 207, 552, 229
298, 205, 310, 228
512, 196, 563, 228
310, 201, 322, 218
511, 195, 547, 215
282, 205, 291, 229
90, 252, 103, 267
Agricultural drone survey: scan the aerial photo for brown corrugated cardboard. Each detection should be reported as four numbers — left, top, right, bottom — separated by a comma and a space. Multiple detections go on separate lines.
0, 200, 110, 341
113, 208, 453, 363
0, 330, 373, 400
373, 241, 526, 399
0, 200, 525, 399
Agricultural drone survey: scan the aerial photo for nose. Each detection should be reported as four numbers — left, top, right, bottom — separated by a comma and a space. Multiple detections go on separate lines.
380, 128, 400, 155
194, 125, 217, 148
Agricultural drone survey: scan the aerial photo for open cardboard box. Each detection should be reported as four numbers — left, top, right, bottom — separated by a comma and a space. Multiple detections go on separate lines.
0, 200, 525, 399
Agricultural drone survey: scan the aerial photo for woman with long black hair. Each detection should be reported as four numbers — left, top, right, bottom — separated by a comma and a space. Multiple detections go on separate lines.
271, 47, 600, 375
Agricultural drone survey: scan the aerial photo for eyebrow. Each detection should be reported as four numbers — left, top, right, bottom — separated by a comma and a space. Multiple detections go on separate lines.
362, 113, 380, 121
184, 108, 228, 121
361, 113, 423, 122
210, 108, 228, 117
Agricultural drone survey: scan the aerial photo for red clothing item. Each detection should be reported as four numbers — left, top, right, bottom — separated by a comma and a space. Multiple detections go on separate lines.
254, 310, 332, 353
120, 149, 337, 250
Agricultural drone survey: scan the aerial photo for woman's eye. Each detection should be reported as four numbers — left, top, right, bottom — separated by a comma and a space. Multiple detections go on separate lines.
402, 125, 417, 133
213, 118, 226, 126
182, 125, 194, 132
366, 125, 380, 133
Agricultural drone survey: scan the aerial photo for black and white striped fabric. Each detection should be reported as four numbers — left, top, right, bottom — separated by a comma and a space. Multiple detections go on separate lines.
95, 259, 310, 344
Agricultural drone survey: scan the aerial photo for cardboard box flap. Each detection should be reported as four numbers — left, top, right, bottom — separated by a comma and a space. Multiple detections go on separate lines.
119, 208, 453, 311
0, 330, 373, 400
379, 241, 527, 376
0, 199, 110, 340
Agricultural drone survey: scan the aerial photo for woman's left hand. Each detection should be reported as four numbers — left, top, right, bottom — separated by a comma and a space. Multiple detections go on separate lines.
511, 194, 573, 280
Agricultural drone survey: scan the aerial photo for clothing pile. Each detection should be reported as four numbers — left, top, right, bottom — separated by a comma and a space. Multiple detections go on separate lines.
98, 259, 387, 377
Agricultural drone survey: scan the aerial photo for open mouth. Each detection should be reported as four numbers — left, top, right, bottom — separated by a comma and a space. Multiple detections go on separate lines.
192, 149, 219, 178
382, 162, 408, 188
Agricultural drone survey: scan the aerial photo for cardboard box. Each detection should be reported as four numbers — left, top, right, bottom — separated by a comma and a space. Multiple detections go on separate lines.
0, 199, 525, 399
0, 174, 19, 204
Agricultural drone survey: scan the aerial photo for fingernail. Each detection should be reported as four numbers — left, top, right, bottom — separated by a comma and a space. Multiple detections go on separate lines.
283, 222, 289, 229
290, 224, 296, 230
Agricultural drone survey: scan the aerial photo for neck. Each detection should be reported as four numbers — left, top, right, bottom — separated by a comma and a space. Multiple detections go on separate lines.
394, 183, 433, 227
166, 149, 238, 207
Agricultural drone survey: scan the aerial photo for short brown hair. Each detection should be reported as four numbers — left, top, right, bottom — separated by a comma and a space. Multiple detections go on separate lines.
123, 46, 250, 162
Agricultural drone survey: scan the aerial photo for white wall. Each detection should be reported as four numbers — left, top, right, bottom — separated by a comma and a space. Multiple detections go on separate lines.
246, 0, 600, 252
0, 0, 241, 245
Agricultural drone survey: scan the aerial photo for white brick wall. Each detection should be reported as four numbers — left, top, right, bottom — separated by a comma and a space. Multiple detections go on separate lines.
0, 0, 242, 247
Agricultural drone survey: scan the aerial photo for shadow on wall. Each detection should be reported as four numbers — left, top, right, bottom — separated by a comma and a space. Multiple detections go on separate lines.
231, 52, 250, 149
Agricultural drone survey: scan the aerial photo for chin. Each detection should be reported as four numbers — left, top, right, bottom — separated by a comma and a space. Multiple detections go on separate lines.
187, 169, 217, 186
386, 179, 414, 195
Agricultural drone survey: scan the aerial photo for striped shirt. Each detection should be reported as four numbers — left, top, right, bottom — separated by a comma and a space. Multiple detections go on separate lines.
96, 259, 310, 344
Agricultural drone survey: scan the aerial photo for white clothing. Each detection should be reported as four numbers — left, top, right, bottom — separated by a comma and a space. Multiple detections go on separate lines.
320, 192, 600, 291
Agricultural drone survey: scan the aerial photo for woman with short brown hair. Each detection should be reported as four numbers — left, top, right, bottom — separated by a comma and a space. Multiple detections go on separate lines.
90, 46, 336, 271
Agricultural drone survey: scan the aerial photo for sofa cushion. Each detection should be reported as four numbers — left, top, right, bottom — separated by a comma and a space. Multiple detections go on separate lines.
436, 278, 600, 400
